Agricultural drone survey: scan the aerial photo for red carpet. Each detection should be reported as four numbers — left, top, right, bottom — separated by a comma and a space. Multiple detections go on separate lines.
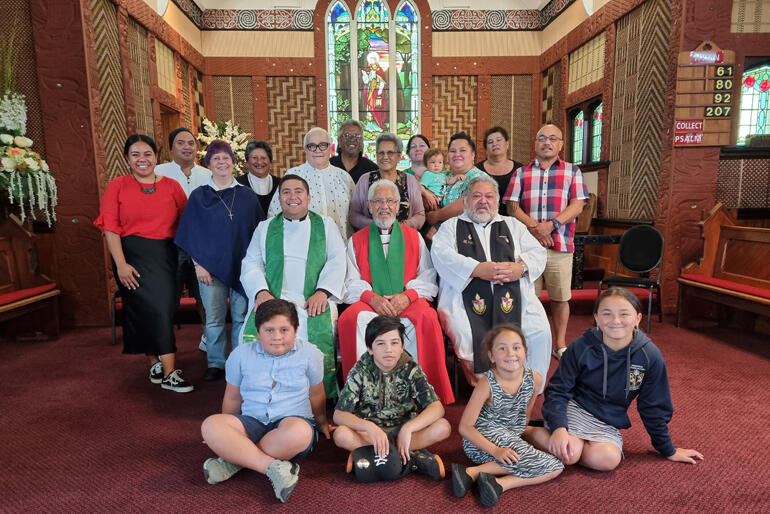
1, 315, 768, 512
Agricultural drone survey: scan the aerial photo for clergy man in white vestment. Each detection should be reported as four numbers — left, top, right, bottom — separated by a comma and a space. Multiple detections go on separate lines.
267, 127, 355, 239
430, 174, 551, 392
241, 175, 347, 397
337, 179, 454, 404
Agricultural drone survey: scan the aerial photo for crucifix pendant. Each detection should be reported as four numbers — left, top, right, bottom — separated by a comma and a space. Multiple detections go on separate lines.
228, 212, 233, 220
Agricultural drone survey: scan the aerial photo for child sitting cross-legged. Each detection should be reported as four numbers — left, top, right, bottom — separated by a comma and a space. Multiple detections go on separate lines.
333, 315, 451, 483
200, 299, 331, 503
454, 324, 563, 507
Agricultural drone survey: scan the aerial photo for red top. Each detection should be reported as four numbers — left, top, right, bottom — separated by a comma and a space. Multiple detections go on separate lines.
94, 175, 187, 239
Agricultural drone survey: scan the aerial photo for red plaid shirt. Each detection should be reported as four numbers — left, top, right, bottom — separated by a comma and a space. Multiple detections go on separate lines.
503, 157, 589, 252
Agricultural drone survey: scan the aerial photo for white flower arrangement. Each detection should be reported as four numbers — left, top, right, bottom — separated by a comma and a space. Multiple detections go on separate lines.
196, 116, 251, 175
0, 91, 58, 226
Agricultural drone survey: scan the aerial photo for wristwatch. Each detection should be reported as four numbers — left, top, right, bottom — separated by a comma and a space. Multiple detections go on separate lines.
520, 261, 529, 277
550, 218, 562, 230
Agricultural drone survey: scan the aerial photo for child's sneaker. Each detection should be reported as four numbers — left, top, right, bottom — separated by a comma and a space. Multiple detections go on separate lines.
148, 362, 163, 384
477, 472, 503, 507
161, 369, 194, 393
203, 457, 242, 484
266, 459, 299, 503
451, 463, 473, 497
409, 449, 445, 481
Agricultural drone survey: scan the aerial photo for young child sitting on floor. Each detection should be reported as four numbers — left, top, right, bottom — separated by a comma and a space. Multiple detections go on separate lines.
454, 324, 563, 507
419, 148, 464, 199
200, 299, 330, 503
333, 315, 451, 483
529, 287, 704, 471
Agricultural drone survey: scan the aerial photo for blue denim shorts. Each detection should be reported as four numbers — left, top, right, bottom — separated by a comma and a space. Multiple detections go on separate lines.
233, 414, 317, 462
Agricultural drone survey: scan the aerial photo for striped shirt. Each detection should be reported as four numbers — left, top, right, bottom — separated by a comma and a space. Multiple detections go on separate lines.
503, 157, 589, 252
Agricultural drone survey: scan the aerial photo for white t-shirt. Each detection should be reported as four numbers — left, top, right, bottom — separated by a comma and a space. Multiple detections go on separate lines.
155, 161, 211, 198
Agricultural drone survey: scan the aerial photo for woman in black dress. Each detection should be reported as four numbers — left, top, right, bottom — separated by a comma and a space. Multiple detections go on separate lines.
475, 126, 523, 216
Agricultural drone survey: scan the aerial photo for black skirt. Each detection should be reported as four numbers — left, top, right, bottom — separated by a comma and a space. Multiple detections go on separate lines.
114, 236, 177, 356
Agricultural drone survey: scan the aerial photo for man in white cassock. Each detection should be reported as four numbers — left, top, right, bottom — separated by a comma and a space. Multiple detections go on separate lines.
267, 127, 355, 239
430, 175, 551, 392
337, 180, 454, 405
241, 175, 347, 397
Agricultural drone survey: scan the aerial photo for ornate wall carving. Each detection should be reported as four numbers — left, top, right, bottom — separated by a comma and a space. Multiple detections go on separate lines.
128, 18, 154, 139
212, 76, 255, 135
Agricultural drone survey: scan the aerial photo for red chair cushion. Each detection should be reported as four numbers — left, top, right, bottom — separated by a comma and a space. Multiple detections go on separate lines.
679, 274, 770, 300
0, 282, 57, 306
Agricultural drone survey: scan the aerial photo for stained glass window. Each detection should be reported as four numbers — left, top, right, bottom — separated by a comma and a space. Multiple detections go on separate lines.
737, 64, 770, 145
591, 103, 602, 162
572, 110, 584, 165
326, 0, 420, 166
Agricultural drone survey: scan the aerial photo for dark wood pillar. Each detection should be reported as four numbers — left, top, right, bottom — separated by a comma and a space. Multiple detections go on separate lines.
29, 0, 110, 326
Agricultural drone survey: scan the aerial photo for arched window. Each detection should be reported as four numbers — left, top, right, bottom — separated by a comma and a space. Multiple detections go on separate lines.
572, 110, 584, 165
590, 102, 602, 162
737, 64, 770, 145
326, 0, 420, 165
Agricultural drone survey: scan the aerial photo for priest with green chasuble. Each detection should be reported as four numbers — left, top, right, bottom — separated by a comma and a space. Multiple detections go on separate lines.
240, 175, 347, 397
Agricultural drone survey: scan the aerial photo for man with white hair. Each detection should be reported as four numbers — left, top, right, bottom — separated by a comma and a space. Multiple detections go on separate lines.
268, 127, 355, 238
431, 175, 551, 391
337, 179, 454, 404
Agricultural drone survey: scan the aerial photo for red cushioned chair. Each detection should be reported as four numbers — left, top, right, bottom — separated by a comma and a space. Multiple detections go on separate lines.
598, 224, 664, 332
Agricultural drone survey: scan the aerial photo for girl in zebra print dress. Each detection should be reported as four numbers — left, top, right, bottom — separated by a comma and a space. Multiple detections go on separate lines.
453, 324, 563, 507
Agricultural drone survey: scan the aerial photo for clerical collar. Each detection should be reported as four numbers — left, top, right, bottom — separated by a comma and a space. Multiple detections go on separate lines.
379, 225, 394, 235
283, 213, 308, 222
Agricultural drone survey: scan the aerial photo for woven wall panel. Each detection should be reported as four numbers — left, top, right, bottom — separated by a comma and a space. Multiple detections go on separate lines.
608, 5, 642, 219
266, 76, 315, 176
607, 0, 669, 220
541, 63, 561, 125
717, 158, 770, 208
731, 0, 770, 33
489, 75, 532, 164
628, 0, 669, 220
193, 70, 204, 130
568, 33, 605, 94
154, 38, 175, 94
128, 18, 154, 139
181, 60, 192, 128
0, 0, 45, 156
212, 76, 255, 136
432, 75, 478, 152
91, 0, 127, 181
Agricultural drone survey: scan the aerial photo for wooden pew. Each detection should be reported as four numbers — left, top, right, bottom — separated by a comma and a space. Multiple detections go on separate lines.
0, 214, 60, 340
677, 203, 770, 327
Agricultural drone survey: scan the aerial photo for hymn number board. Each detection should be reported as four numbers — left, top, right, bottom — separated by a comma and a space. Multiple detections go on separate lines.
674, 43, 736, 147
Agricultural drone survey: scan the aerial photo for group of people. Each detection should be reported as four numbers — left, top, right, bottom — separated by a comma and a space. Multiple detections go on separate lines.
96, 121, 702, 505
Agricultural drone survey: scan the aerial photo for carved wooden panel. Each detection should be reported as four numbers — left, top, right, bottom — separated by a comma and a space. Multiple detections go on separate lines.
30, 0, 110, 326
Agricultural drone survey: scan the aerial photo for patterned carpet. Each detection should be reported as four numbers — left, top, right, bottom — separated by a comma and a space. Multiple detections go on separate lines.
1, 314, 767, 512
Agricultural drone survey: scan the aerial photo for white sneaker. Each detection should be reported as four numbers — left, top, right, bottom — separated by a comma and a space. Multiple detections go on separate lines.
148, 362, 163, 384
552, 347, 567, 360
203, 457, 243, 484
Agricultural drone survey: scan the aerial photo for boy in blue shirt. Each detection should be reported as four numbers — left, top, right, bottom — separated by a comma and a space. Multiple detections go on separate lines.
200, 299, 330, 503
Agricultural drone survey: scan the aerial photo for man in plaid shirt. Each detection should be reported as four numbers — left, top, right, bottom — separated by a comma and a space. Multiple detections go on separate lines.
503, 124, 589, 360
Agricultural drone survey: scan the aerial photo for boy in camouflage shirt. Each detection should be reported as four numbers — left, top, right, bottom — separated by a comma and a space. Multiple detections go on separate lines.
333, 316, 451, 483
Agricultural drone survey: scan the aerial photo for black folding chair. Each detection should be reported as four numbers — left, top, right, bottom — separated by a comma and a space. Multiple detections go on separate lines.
598, 225, 664, 332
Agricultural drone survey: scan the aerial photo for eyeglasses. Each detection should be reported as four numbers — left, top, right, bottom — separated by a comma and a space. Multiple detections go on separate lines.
377, 151, 400, 158
369, 198, 399, 206
535, 135, 563, 142
340, 133, 363, 140
306, 142, 330, 152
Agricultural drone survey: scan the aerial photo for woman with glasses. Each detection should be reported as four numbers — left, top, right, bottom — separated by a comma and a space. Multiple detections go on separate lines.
267, 127, 355, 239
348, 133, 425, 231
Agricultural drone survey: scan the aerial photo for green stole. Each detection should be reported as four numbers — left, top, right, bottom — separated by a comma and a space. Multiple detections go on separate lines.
242, 212, 337, 397
368, 222, 406, 295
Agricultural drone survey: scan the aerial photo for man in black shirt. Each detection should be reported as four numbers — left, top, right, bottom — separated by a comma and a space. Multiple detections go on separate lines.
330, 119, 378, 184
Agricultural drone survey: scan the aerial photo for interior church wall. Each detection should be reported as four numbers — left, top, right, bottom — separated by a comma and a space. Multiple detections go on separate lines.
10, 0, 769, 326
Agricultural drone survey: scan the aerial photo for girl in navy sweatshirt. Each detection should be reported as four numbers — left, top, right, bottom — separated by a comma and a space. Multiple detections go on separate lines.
529, 287, 703, 471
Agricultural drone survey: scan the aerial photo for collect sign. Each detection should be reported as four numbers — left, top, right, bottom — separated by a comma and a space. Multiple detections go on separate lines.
675, 120, 704, 131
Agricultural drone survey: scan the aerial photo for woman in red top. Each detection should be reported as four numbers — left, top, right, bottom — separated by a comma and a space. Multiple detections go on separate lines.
95, 134, 192, 393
